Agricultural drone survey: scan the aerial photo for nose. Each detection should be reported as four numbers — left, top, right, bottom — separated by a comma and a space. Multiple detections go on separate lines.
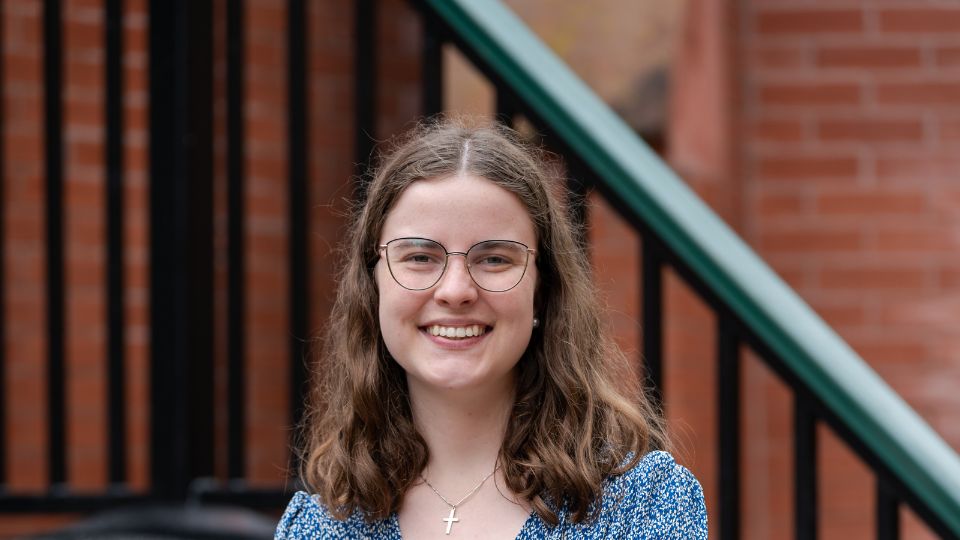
433, 255, 478, 306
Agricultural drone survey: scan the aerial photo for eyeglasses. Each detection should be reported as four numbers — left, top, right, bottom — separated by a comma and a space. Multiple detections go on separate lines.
378, 237, 536, 292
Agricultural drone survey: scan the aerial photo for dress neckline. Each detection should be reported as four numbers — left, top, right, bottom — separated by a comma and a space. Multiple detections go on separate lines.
388, 507, 540, 539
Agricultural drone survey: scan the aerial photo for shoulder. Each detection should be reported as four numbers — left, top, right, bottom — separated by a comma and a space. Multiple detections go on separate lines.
598, 450, 708, 538
274, 491, 400, 539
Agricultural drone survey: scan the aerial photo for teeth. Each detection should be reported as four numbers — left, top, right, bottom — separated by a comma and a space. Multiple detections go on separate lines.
427, 325, 486, 339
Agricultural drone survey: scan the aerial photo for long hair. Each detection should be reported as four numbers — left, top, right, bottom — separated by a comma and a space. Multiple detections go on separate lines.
300, 117, 668, 524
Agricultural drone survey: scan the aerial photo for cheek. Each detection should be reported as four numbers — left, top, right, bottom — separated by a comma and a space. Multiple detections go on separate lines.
378, 293, 402, 362
376, 278, 419, 358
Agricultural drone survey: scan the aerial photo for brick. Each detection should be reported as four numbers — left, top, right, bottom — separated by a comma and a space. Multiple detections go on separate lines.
874, 228, 958, 253
69, 139, 105, 168
758, 229, 862, 255
818, 118, 923, 142
937, 47, 960, 68
816, 190, 927, 216
819, 266, 928, 291
5, 135, 44, 163
875, 155, 960, 181
759, 83, 861, 107
752, 119, 805, 143
65, 100, 105, 128
814, 303, 867, 329
755, 191, 805, 218
853, 340, 928, 364
65, 18, 103, 51
942, 118, 960, 141
941, 267, 960, 288
879, 9, 960, 34
753, 47, 806, 70
817, 46, 922, 70
757, 156, 858, 180
6, 52, 43, 81
756, 9, 863, 34
65, 57, 105, 90
877, 82, 960, 106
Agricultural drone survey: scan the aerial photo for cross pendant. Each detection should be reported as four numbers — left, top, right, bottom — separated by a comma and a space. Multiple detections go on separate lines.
442, 506, 460, 535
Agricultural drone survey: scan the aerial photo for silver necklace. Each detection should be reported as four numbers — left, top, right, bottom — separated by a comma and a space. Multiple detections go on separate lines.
420, 465, 500, 535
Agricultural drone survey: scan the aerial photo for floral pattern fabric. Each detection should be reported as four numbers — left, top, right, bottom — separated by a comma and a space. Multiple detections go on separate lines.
275, 450, 707, 539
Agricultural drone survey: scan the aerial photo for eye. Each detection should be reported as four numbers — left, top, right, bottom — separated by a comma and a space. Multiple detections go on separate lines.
404, 252, 441, 264
469, 241, 527, 270
477, 255, 512, 266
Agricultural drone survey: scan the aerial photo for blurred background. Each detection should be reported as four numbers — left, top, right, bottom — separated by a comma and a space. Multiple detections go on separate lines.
1, 0, 958, 537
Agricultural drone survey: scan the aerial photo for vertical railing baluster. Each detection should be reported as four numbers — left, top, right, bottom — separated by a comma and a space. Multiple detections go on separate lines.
227, 0, 247, 483
641, 238, 663, 412
149, 0, 177, 501
149, 0, 215, 499
287, 0, 309, 465
355, 0, 376, 180
494, 86, 515, 127
796, 394, 818, 540
877, 476, 900, 540
0, 0, 7, 489
422, 11, 443, 117
44, 0, 67, 492
105, 0, 127, 488
718, 315, 741, 540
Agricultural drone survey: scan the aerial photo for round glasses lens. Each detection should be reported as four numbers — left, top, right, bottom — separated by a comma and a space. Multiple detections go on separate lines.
385, 238, 446, 290
466, 240, 529, 292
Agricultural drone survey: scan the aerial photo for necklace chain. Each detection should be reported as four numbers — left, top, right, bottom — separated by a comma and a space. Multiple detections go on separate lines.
420, 464, 500, 508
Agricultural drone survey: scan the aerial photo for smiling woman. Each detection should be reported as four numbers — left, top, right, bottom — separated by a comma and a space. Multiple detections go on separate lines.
275, 118, 706, 539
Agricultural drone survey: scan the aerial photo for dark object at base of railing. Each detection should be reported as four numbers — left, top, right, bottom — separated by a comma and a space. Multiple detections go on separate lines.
25, 504, 276, 540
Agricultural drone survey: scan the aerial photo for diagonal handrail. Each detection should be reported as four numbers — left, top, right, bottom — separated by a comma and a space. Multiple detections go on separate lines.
420, 0, 960, 534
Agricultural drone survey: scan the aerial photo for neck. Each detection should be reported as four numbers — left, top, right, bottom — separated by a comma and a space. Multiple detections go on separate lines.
408, 377, 514, 481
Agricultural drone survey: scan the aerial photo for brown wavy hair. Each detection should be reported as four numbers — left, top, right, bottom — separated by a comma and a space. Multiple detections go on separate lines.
299, 117, 668, 524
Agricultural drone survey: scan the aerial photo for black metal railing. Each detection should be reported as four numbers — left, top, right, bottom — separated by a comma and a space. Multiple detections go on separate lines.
105, 0, 127, 490
43, 0, 67, 493
0, 0, 6, 492
0, 0, 307, 514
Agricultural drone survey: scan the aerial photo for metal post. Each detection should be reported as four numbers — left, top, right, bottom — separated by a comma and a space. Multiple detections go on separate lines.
641, 238, 664, 412
355, 0, 377, 181
105, 0, 127, 489
148, 0, 215, 499
795, 395, 818, 540
876, 476, 900, 540
226, 0, 247, 484
287, 0, 309, 466
422, 11, 443, 116
43, 0, 67, 492
718, 316, 741, 540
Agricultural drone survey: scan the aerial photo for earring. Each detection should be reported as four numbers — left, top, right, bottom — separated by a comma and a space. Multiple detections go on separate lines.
532, 317, 540, 328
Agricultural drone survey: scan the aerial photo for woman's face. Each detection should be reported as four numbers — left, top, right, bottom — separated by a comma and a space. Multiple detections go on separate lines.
376, 174, 538, 397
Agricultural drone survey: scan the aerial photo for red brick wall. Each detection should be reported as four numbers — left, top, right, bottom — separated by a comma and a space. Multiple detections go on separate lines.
671, 0, 960, 537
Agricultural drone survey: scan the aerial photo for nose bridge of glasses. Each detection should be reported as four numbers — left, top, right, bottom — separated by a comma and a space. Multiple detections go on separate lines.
442, 251, 473, 279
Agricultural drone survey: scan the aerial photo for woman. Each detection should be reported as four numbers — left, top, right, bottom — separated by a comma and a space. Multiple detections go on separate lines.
276, 118, 707, 538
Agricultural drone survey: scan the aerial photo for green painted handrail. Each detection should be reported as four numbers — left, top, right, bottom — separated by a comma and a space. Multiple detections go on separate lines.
421, 0, 960, 533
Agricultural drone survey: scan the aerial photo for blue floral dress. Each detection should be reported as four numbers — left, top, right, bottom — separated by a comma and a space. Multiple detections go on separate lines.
275, 451, 707, 538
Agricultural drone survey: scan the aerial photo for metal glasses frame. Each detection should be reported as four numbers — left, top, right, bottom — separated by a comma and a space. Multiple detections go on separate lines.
377, 237, 536, 292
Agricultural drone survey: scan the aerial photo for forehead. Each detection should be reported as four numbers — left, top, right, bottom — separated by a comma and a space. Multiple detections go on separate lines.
380, 174, 536, 247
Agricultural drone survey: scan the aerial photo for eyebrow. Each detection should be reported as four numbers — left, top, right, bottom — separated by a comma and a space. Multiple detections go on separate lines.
471, 240, 527, 248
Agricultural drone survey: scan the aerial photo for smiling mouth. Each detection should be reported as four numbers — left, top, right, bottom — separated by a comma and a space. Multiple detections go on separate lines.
422, 324, 490, 340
